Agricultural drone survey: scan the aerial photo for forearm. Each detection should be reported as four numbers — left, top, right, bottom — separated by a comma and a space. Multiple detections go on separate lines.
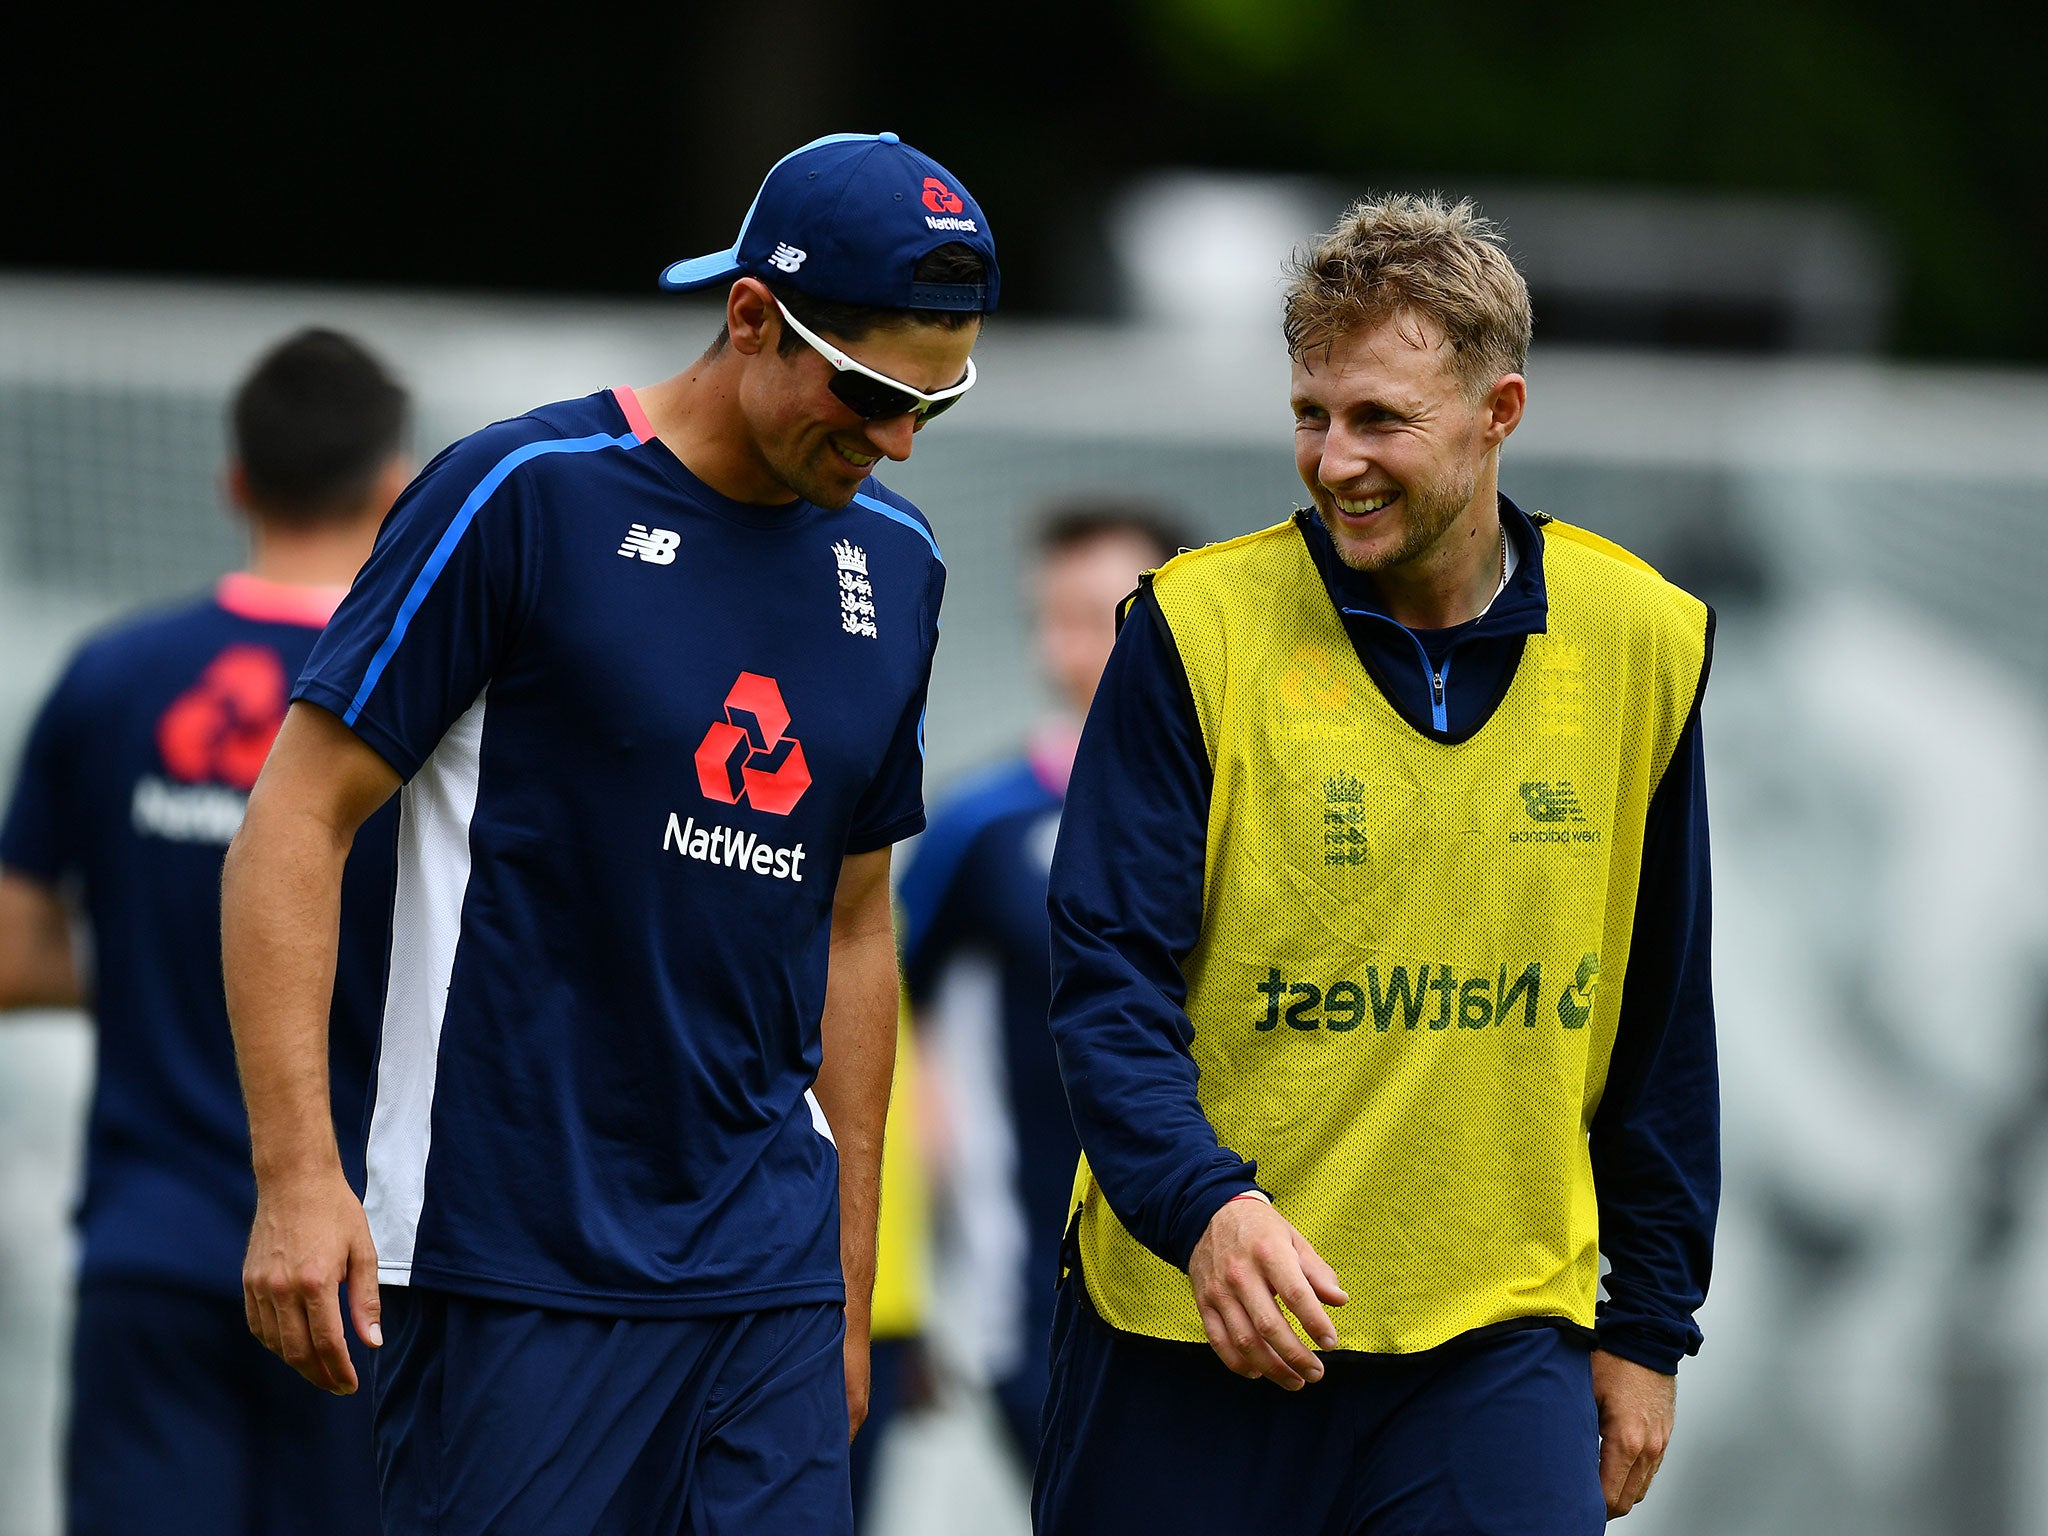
222, 795, 354, 1182
0, 873, 81, 1010
1050, 907, 1260, 1268
813, 867, 899, 1316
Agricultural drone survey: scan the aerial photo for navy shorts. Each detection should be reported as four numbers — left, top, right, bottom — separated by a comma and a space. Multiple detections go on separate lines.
66, 1277, 380, 1536
374, 1287, 851, 1536
1034, 1275, 1605, 1536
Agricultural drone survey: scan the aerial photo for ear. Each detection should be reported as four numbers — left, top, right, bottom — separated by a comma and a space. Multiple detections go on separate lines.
1482, 374, 1527, 446
725, 278, 778, 358
224, 460, 255, 516
368, 454, 412, 517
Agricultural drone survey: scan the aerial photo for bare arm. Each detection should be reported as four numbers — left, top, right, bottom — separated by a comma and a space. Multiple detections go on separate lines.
809, 846, 899, 1439
0, 873, 81, 1011
223, 701, 399, 1394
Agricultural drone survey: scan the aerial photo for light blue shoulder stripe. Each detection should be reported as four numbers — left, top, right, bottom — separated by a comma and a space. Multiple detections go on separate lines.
851, 491, 942, 564
343, 429, 643, 725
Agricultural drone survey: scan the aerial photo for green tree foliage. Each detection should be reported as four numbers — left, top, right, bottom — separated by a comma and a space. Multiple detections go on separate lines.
1137, 0, 2046, 359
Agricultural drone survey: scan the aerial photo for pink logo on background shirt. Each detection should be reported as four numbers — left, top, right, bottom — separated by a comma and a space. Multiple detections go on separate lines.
156, 645, 289, 790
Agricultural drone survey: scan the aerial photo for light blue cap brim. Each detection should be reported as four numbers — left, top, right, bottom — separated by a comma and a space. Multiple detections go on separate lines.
658, 249, 743, 292
658, 133, 884, 295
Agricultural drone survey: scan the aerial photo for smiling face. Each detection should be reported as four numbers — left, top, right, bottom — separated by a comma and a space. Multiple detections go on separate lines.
1290, 310, 1522, 578
743, 310, 980, 510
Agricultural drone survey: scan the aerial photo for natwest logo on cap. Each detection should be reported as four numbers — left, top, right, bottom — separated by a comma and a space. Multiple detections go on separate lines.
921, 177, 964, 215
695, 672, 812, 815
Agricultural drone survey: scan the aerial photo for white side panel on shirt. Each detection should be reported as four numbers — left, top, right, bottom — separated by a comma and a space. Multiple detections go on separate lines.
363, 692, 487, 1284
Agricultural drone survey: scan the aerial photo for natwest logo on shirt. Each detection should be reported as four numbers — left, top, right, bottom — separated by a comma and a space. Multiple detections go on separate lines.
134, 644, 288, 844
694, 672, 812, 815
157, 644, 288, 790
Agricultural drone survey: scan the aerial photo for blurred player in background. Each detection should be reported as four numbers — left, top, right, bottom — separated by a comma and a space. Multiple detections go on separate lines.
897, 501, 1185, 1475
222, 133, 996, 1535
1036, 196, 1718, 1533
0, 329, 406, 1536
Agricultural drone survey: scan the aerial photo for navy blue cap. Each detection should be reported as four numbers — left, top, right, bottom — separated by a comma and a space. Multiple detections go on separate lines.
659, 133, 1000, 312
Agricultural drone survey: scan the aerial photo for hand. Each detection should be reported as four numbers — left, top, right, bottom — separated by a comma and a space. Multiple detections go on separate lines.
1592, 1349, 1676, 1518
843, 1301, 873, 1441
242, 1165, 382, 1394
1187, 1197, 1346, 1390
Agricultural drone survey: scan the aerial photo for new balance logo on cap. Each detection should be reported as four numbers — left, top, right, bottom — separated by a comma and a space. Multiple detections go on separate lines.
768, 243, 808, 273
619, 525, 681, 564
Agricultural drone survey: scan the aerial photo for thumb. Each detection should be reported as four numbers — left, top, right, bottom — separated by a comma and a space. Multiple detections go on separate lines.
1292, 1230, 1348, 1306
348, 1224, 383, 1348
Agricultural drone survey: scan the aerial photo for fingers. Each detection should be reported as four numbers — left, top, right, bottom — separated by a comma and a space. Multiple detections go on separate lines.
1290, 1231, 1349, 1311
1274, 1239, 1341, 1349
1201, 1280, 1324, 1390
843, 1327, 870, 1442
249, 1287, 284, 1359
1599, 1435, 1632, 1515
1202, 1293, 1308, 1389
1190, 1203, 1346, 1390
1240, 1288, 1325, 1387
347, 1227, 384, 1350
1600, 1436, 1664, 1518
306, 1282, 360, 1395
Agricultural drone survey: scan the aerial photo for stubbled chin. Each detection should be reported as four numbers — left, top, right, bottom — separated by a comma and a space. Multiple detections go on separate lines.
1318, 507, 1394, 572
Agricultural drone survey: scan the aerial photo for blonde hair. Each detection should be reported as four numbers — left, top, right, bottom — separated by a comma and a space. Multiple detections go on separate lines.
1282, 193, 1532, 397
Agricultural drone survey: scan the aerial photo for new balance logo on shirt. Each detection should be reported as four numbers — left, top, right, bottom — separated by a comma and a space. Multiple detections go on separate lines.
619, 525, 681, 564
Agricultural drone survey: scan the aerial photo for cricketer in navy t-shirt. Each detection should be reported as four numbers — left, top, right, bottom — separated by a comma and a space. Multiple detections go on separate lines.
0, 574, 395, 1536
293, 384, 944, 1315
2, 576, 393, 1294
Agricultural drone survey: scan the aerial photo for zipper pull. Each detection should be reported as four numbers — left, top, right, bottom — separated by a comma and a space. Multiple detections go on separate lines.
1431, 671, 1445, 708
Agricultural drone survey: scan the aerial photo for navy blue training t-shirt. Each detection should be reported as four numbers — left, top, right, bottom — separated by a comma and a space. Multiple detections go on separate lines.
295, 387, 944, 1315
0, 578, 395, 1299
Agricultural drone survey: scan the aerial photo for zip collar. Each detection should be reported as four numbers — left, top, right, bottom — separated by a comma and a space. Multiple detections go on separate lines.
1296, 494, 1551, 740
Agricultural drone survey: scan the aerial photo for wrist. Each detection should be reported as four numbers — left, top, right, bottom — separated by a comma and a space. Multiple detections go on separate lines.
250, 1138, 344, 1188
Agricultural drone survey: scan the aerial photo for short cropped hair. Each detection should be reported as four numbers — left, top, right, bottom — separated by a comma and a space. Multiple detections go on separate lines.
1282, 194, 1532, 398
231, 328, 409, 526
1035, 498, 1191, 568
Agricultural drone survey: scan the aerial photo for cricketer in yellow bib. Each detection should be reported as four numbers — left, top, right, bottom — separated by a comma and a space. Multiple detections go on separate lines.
1036, 194, 1718, 1535
1072, 512, 1709, 1352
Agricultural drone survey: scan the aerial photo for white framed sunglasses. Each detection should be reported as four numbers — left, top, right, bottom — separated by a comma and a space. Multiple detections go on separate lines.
772, 296, 977, 423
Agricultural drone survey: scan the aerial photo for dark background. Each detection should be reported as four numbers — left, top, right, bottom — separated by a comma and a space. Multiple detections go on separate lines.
6, 0, 2043, 361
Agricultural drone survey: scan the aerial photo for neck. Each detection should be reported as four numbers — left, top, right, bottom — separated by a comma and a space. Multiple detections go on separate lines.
1366, 469, 1504, 631
246, 518, 377, 587
637, 360, 797, 506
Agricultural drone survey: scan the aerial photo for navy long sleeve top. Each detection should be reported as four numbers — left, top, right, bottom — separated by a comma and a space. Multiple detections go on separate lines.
1046, 496, 1718, 1373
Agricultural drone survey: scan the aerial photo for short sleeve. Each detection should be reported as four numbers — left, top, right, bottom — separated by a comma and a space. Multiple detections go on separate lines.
293, 425, 547, 779
0, 653, 90, 882
846, 560, 945, 854
898, 805, 982, 1006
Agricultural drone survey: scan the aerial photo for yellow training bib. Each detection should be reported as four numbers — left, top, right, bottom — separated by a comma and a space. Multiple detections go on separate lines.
1074, 515, 1709, 1352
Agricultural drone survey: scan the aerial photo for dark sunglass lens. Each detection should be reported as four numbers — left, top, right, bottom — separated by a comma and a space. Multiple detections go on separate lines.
828, 373, 920, 421
915, 393, 960, 423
